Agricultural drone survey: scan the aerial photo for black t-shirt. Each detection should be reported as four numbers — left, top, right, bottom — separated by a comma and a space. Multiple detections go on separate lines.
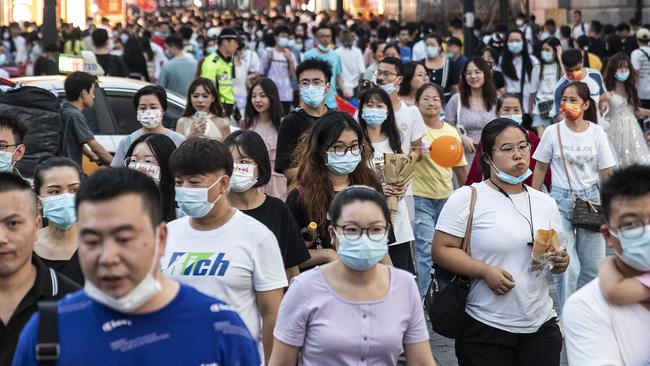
275, 108, 324, 174
285, 188, 333, 250
241, 195, 311, 269
493, 69, 506, 90
34, 250, 85, 285
421, 62, 452, 99
33, 56, 58, 76
95, 53, 129, 77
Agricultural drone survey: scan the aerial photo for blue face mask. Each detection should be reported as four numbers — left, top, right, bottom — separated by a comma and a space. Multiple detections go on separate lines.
501, 114, 523, 125
0, 151, 15, 172
175, 177, 223, 218
507, 41, 524, 54
206, 46, 217, 54
326, 151, 362, 175
361, 108, 388, 126
425, 46, 439, 58
540, 50, 554, 63
42, 193, 77, 230
318, 44, 329, 52
0, 53, 5, 66
379, 82, 396, 95
489, 158, 532, 185
615, 71, 630, 82
300, 85, 326, 108
278, 37, 290, 48
611, 225, 650, 271
335, 232, 388, 271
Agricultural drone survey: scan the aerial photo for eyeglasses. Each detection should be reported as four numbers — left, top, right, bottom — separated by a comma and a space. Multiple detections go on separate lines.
420, 96, 442, 103
333, 223, 389, 241
299, 79, 327, 88
328, 143, 363, 156
374, 70, 398, 78
0, 143, 18, 152
493, 142, 531, 156
612, 221, 649, 239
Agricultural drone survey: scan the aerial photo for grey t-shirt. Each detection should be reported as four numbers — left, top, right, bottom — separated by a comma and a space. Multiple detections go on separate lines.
61, 102, 95, 167
110, 128, 186, 167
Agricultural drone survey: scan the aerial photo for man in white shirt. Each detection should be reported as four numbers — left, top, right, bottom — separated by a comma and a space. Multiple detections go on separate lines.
563, 165, 650, 366
630, 28, 650, 108
570, 10, 590, 40
162, 138, 287, 362
335, 29, 365, 98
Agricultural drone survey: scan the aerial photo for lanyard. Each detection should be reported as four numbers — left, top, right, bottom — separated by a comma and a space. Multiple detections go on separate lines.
490, 180, 534, 246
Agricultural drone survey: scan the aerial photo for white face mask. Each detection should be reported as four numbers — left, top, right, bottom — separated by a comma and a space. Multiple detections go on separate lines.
229, 163, 257, 192
84, 232, 162, 313
128, 161, 161, 182
137, 109, 163, 129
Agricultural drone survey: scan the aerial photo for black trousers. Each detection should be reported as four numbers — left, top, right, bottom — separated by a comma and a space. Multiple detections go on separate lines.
455, 314, 562, 366
388, 242, 415, 274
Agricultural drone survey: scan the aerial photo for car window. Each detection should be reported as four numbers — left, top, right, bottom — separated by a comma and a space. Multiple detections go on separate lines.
164, 99, 184, 131
55, 86, 116, 135
105, 92, 140, 135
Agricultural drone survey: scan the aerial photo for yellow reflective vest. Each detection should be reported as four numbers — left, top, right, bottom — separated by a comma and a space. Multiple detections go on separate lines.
200, 51, 235, 106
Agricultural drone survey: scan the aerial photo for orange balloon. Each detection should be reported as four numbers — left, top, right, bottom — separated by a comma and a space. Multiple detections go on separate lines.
429, 135, 464, 168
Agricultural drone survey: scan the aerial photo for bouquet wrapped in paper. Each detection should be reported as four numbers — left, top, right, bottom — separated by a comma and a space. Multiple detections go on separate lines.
381, 153, 418, 223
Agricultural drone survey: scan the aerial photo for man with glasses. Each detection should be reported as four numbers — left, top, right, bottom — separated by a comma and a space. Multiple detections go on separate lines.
162, 138, 287, 363
0, 111, 26, 176
275, 59, 332, 182
302, 24, 345, 109
563, 165, 650, 365
375, 57, 426, 222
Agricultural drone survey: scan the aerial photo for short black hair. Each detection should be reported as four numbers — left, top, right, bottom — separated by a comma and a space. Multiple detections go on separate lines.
600, 165, 650, 220
479, 118, 530, 179
33, 157, 82, 195
590, 20, 603, 34
450, 18, 463, 30
133, 85, 167, 111
64, 71, 96, 101
295, 58, 332, 83
179, 26, 193, 40
561, 49, 583, 68
573, 10, 582, 16
0, 110, 27, 145
0, 172, 38, 216
91, 28, 109, 47
545, 19, 556, 27
164, 35, 183, 50
170, 138, 233, 177
223, 130, 271, 187
617, 22, 631, 33
274, 25, 290, 37
379, 56, 403, 75
75, 168, 162, 227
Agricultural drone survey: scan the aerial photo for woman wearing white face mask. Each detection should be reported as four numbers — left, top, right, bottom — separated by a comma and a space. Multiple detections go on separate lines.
433, 118, 569, 365
125, 133, 178, 222
499, 30, 540, 118
420, 34, 453, 101
530, 37, 563, 136
357, 86, 415, 273
33, 157, 85, 285
225, 130, 310, 282
269, 186, 435, 366
110, 85, 186, 167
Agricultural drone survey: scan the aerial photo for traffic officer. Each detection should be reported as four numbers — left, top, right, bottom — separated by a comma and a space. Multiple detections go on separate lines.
200, 28, 239, 120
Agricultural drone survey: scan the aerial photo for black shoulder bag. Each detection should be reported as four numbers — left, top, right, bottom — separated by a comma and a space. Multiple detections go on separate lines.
35, 301, 59, 366
424, 185, 477, 339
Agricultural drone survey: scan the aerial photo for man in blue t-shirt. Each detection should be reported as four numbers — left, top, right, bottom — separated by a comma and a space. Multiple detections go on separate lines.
12, 168, 260, 366
303, 24, 345, 109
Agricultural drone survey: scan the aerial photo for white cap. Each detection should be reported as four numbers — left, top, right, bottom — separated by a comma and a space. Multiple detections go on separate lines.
637, 28, 650, 41
207, 27, 219, 40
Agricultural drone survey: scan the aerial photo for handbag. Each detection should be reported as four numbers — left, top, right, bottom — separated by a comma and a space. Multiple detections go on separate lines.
556, 125, 606, 232
424, 185, 477, 339
537, 99, 554, 119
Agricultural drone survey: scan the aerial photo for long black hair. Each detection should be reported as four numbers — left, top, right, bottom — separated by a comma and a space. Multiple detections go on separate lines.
358, 87, 402, 154
125, 133, 177, 222
398, 62, 424, 96
500, 30, 534, 81
561, 81, 598, 123
243, 77, 283, 132
459, 57, 497, 111
479, 118, 530, 179
223, 130, 272, 188
539, 37, 562, 82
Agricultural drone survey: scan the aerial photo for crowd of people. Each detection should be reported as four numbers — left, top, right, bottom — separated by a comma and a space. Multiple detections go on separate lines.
1, 6, 650, 366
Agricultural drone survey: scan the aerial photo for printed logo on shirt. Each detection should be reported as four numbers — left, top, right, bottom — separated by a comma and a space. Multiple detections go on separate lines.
399, 123, 408, 132
165, 252, 230, 276
210, 303, 235, 313
102, 319, 133, 332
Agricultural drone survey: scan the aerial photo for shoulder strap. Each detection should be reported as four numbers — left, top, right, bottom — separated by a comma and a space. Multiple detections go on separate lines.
556, 123, 574, 192
441, 57, 450, 88
461, 186, 478, 256
264, 49, 273, 76
36, 301, 59, 366
639, 49, 650, 62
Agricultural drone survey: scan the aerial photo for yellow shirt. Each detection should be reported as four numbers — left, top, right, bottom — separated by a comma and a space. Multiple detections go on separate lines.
413, 122, 468, 199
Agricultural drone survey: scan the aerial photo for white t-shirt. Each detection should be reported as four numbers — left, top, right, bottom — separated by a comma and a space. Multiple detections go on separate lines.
435, 182, 561, 333
411, 40, 426, 62
161, 211, 288, 348
392, 100, 426, 196
571, 22, 590, 40
533, 121, 616, 190
630, 46, 650, 100
335, 46, 365, 90
500, 55, 540, 112
529, 63, 560, 115
371, 138, 415, 245
563, 279, 650, 366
